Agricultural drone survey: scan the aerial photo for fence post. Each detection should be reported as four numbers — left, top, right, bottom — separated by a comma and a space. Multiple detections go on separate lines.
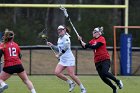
29, 49, 32, 75
75, 48, 78, 75
0, 62, 2, 73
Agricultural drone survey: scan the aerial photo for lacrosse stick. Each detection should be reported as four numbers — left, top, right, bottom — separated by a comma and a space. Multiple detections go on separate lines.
38, 28, 57, 55
60, 6, 81, 40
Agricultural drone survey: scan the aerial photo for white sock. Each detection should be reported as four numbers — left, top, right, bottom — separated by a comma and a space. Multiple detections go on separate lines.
31, 88, 36, 93
66, 79, 73, 84
1, 82, 7, 87
80, 84, 85, 89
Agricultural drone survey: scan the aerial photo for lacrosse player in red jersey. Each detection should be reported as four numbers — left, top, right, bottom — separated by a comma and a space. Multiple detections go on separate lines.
0, 29, 36, 93
47, 25, 86, 93
78, 27, 123, 93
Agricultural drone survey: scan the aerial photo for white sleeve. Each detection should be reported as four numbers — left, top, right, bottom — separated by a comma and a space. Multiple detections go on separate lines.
63, 36, 70, 51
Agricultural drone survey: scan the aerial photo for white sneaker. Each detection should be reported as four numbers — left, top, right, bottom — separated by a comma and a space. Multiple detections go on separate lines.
69, 83, 76, 92
81, 88, 86, 93
0, 84, 8, 93
117, 80, 123, 89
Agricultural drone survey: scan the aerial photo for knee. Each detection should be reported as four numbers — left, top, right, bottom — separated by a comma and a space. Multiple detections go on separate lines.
68, 73, 75, 78
54, 70, 60, 76
99, 73, 105, 79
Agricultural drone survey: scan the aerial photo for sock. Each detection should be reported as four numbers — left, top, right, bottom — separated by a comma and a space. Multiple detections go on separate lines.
66, 79, 73, 84
80, 84, 85, 89
1, 82, 7, 87
31, 89, 36, 93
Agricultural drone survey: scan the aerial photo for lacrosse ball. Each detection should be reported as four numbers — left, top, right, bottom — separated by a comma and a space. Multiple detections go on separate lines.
41, 34, 46, 38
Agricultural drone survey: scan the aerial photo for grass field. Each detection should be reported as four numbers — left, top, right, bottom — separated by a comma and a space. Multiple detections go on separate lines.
3, 75, 140, 93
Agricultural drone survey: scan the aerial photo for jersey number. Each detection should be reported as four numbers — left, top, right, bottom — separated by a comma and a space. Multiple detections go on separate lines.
9, 47, 17, 56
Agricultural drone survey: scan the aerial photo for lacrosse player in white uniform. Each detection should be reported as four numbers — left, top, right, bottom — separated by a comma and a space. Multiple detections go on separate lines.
47, 25, 86, 93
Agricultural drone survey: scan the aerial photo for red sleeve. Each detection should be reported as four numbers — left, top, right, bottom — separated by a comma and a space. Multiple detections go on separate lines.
97, 36, 106, 44
89, 39, 94, 45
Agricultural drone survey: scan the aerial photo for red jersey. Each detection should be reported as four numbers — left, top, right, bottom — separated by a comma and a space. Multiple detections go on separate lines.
89, 36, 110, 63
0, 41, 22, 67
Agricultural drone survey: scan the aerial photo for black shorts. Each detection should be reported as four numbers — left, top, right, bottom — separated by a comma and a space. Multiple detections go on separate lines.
3, 64, 24, 74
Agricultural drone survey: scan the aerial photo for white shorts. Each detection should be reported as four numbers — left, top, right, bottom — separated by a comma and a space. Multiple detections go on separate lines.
58, 60, 75, 66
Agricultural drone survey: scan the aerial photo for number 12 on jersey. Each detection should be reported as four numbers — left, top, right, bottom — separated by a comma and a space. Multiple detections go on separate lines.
9, 47, 17, 56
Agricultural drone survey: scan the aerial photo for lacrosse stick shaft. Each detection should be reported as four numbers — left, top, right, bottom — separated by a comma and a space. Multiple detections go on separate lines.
68, 18, 80, 37
68, 18, 83, 42
49, 46, 57, 55
44, 39, 57, 55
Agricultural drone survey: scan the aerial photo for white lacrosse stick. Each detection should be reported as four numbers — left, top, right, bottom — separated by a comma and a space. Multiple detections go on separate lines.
60, 5, 69, 18
59, 5, 81, 41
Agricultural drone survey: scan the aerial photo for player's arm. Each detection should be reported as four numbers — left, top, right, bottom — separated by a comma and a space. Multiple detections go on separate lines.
0, 49, 3, 63
18, 53, 22, 59
57, 38, 70, 57
58, 42, 69, 57
78, 36, 87, 49
85, 42, 103, 49
17, 45, 22, 59
61, 42, 69, 53
79, 40, 87, 49
51, 45, 59, 52
47, 42, 59, 52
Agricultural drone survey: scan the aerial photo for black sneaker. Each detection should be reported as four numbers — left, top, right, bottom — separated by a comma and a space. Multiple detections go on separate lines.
113, 87, 117, 93
117, 80, 123, 89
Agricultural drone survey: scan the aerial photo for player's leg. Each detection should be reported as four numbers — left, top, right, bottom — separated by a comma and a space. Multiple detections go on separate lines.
55, 64, 76, 92
96, 62, 117, 93
17, 71, 36, 93
0, 71, 10, 92
54, 64, 68, 80
55, 64, 73, 84
99, 73, 117, 93
66, 66, 86, 93
101, 60, 123, 89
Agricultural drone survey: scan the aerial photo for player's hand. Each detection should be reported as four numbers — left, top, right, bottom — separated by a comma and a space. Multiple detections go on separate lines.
55, 54, 60, 59
81, 41, 86, 47
47, 42, 53, 46
78, 36, 82, 40
78, 36, 86, 47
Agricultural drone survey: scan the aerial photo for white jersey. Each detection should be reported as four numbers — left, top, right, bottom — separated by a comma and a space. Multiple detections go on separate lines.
57, 34, 75, 66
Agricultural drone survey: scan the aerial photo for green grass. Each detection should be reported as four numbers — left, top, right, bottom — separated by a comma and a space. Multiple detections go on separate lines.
3, 76, 140, 93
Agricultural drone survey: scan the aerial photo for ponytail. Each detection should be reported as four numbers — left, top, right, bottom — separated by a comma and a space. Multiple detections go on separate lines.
3, 29, 14, 43
65, 27, 71, 37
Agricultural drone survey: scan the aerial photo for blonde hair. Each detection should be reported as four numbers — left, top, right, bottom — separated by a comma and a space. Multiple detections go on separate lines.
3, 29, 14, 43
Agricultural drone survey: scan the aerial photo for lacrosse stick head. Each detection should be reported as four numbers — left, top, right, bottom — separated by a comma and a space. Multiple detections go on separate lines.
38, 28, 48, 40
59, 5, 69, 18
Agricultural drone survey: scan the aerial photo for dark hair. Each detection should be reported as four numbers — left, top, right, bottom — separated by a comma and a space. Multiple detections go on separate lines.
66, 27, 70, 33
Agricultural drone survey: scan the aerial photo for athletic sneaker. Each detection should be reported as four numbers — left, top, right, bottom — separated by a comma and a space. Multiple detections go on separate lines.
0, 84, 8, 93
69, 83, 76, 92
81, 88, 86, 93
117, 80, 123, 89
